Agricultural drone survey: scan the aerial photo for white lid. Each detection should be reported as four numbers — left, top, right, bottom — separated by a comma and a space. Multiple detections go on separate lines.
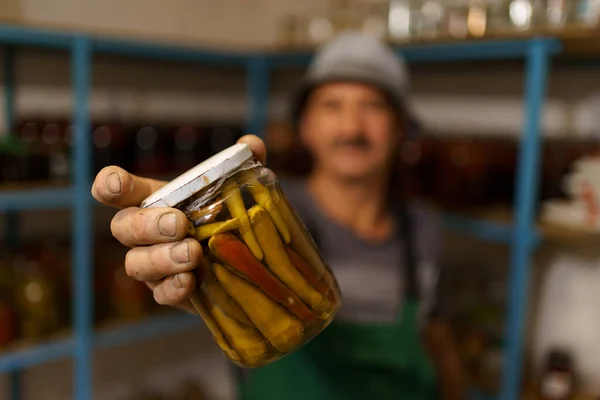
141, 143, 253, 208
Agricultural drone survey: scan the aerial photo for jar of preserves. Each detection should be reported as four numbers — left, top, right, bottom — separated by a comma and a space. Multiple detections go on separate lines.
140, 143, 342, 368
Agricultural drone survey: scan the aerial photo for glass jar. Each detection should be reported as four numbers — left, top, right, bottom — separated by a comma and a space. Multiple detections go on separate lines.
140, 143, 342, 368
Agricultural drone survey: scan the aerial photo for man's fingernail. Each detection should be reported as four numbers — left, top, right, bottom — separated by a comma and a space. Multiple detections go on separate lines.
106, 172, 121, 194
171, 241, 190, 264
172, 273, 191, 289
158, 213, 177, 237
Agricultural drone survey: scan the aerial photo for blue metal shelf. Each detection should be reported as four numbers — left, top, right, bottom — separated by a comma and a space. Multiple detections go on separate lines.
0, 186, 103, 211
0, 24, 73, 49
94, 312, 201, 349
0, 187, 74, 211
0, 312, 201, 373
92, 37, 249, 65
265, 37, 562, 67
396, 38, 561, 63
443, 214, 543, 247
0, 338, 73, 373
444, 214, 515, 244
0, 22, 567, 400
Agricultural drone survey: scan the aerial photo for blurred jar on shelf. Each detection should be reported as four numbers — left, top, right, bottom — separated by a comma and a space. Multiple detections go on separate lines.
109, 262, 153, 320
0, 133, 30, 184
10, 119, 49, 182
331, 0, 364, 31
360, 0, 389, 39
26, 239, 71, 330
278, 14, 312, 47
92, 122, 127, 176
277, 14, 299, 47
467, 0, 489, 37
420, 0, 446, 38
95, 240, 153, 321
307, 15, 334, 46
133, 124, 172, 178
443, 0, 470, 38
172, 125, 205, 174
13, 253, 61, 339
506, 0, 548, 31
563, 0, 600, 27
545, 0, 569, 27
388, 0, 425, 40
16, 120, 41, 182
485, 0, 513, 34
0, 250, 17, 348
539, 348, 576, 400
41, 121, 70, 183
207, 124, 242, 156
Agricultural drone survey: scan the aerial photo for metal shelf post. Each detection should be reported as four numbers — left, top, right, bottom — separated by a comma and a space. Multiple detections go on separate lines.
3, 44, 23, 400
3, 46, 18, 249
501, 38, 553, 400
71, 35, 94, 400
4, 46, 14, 131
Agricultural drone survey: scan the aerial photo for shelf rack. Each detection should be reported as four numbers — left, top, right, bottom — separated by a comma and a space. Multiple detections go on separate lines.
0, 22, 565, 400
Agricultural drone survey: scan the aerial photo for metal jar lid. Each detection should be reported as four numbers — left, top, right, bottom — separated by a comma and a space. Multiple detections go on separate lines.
141, 143, 253, 209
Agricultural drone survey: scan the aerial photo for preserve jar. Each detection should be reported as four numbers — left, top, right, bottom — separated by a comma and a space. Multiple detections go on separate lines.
140, 143, 342, 368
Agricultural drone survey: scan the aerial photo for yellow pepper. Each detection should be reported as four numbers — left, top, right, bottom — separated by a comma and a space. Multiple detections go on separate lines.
193, 218, 241, 241
248, 205, 331, 317
213, 262, 305, 354
222, 181, 263, 260
188, 292, 241, 363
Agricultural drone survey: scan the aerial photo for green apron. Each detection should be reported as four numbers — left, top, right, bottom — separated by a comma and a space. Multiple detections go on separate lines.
238, 297, 438, 400
237, 201, 438, 399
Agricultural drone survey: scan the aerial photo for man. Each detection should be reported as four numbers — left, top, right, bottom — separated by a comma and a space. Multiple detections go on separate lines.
92, 32, 467, 399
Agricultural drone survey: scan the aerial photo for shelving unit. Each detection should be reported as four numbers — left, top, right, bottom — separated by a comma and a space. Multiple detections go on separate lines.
0, 21, 579, 400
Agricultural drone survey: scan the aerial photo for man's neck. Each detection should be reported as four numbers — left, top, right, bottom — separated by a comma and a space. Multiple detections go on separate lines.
306, 170, 394, 242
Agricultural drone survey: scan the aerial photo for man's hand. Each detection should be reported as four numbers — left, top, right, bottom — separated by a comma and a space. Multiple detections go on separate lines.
91, 134, 267, 314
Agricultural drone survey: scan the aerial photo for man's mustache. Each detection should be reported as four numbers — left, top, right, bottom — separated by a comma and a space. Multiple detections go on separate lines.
331, 137, 371, 149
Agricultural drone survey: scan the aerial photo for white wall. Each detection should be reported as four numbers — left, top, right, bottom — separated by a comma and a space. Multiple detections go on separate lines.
0, 0, 328, 48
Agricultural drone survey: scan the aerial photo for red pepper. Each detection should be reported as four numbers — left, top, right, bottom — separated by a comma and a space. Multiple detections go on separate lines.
285, 247, 338, 306
208, 233, 315, 321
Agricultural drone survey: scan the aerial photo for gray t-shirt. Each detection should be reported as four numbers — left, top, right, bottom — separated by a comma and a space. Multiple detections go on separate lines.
279, 177, 443, 326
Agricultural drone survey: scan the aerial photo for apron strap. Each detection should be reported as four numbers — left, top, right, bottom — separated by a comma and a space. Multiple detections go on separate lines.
395, 201, 419, 302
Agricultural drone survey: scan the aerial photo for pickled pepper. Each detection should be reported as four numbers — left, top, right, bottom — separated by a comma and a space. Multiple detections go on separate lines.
222, 182, 263, 260
193, 218, 240, 241
202, 263, 253, 326
286, 247, 339, 306
213, 263, 305, 354
208, 300, 270, 367
208, 233, 315, 321
248, 205, 331, 316
189, 292, 241, 363
240, 171, 291, 243
271, 188, 328, 277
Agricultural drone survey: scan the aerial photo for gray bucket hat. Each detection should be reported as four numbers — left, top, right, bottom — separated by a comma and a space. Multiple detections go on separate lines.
290, 31, 421, 138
